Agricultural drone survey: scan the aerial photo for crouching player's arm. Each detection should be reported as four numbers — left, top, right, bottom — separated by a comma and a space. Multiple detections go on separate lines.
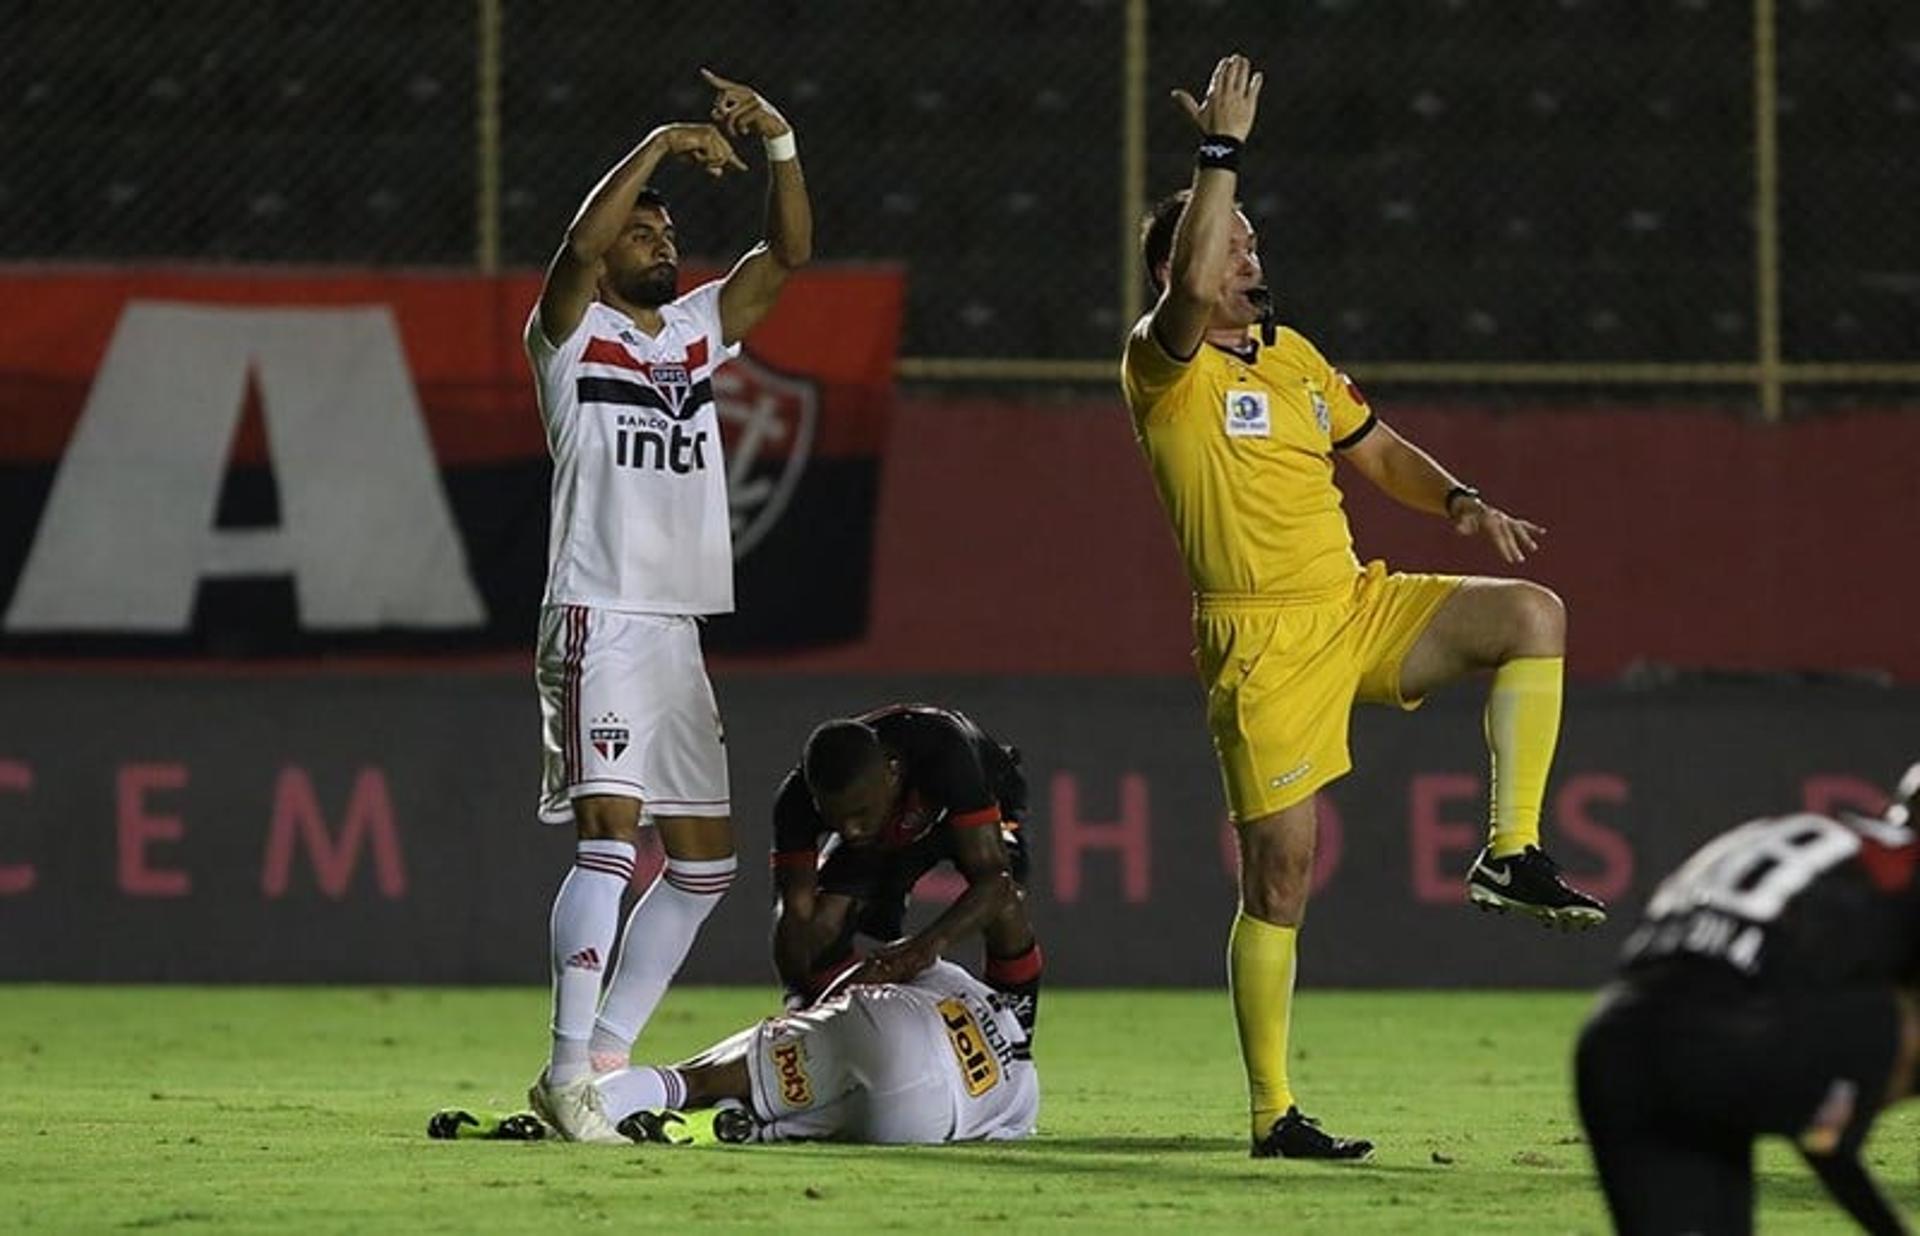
770, 856, 859, 1007
854, 822, 1043, 1025
1800, 989, 1920, 1236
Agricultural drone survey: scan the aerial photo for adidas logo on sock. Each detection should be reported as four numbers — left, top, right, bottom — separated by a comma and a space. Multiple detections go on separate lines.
564, 947, 603, 971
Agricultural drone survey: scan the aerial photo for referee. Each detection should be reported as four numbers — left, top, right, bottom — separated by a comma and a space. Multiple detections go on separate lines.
1119, 52, 1604, 1159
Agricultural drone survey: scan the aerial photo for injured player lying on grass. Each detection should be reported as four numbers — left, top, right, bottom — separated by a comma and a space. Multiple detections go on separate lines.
431, 958, 1038, 1146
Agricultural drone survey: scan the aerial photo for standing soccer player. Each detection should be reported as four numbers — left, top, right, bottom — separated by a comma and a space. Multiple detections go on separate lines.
524, 69, 811, 1141
1119, 54, 1604, 1159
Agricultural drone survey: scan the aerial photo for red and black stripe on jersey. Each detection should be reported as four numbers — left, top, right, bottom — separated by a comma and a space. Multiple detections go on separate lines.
576, 336, 715, 422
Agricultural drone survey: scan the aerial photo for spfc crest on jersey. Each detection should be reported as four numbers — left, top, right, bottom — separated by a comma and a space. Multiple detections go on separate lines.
648, 362, 692, 420
589, 713, 630, 762
714, 353, 820, 558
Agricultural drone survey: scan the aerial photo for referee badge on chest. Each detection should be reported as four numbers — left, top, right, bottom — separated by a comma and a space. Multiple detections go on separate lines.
1224, 389, 1271, 438
1309, 389, 1331, 435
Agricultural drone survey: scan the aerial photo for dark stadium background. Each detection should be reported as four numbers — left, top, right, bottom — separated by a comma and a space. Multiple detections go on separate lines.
2, 0, 1916, 986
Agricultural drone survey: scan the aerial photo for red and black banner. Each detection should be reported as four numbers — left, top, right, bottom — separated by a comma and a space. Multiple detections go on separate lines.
0, 265, 904, 656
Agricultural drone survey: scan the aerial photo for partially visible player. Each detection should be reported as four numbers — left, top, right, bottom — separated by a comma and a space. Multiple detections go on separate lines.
436, 959, 1039, 1146
524, 67, 811, 1142
1576, 764, 1920, 1235
770, 705, 1042, 1032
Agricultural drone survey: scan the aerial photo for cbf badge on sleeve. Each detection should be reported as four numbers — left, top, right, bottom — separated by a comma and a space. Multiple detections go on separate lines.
1224, 389, 1271, 438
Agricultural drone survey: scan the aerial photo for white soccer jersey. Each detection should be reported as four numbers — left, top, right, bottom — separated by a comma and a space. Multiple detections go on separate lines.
911, 961, 1040, 1142
525, 286, 741, 614
746, 960, 1039, 1144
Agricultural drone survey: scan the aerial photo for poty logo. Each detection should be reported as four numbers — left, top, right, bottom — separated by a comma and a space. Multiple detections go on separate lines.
771, 1039, 812, 1106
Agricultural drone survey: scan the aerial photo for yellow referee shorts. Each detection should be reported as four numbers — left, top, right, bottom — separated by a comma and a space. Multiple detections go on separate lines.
1196, 560, 1464, 823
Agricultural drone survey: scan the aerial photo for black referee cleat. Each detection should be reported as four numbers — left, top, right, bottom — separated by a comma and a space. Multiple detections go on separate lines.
1467, 845, 1607, 929
1251, 1107, 1374, 1161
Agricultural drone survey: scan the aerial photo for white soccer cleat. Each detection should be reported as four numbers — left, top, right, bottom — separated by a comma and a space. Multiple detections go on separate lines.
528, 1069, 626, 1145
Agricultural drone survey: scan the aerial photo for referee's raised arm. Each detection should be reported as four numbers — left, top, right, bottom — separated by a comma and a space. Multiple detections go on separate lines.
1150, 53, 1264, 360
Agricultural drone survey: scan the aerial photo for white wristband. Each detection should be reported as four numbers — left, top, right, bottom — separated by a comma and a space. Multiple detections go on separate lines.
764, 131, 798, 162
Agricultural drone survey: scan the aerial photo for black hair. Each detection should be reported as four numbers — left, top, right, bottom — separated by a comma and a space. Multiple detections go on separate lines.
803, 720, 884, 795
1140, 190, 1193, 295
633, 187, 670, 214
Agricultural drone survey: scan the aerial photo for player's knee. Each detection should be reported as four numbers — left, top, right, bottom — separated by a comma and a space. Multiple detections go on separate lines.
1505, 582, 1566, 656
573, 795, 643, 843
658, 813, 737, 862
1241, 852, 1313, 923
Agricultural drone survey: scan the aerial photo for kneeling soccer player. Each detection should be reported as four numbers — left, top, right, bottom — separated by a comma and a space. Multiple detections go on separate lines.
1576, 763, 1920, 1235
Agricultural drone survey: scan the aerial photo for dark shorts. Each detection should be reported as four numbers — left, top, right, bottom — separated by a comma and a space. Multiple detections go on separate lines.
1575, 977, 1901, 1235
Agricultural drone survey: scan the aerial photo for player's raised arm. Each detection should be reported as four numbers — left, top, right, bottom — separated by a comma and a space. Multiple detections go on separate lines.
535, 122, 746, 346
705, 68, 813, 345
1147, 54, 1263, 361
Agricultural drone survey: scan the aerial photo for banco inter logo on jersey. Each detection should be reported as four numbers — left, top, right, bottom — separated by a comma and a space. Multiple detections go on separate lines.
579, 336, 717, 475
614, 415, 709, 475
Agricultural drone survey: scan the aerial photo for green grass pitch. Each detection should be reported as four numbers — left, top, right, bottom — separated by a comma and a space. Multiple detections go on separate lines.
5, 986, 1914, 1232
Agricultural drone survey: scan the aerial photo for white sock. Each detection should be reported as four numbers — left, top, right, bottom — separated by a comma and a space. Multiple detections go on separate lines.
546, 839, 635, 1084
593, 1065, 689, 1123
588, 855, 736, 1062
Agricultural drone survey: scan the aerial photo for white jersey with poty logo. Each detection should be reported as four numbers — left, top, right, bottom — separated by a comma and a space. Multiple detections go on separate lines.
525, 284, 741, 613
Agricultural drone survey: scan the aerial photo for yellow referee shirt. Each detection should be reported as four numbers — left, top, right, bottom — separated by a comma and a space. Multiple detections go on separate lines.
1121, 317, 1376, 600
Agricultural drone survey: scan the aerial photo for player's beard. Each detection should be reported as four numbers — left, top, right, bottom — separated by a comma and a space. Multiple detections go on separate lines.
612, 261, 678, 308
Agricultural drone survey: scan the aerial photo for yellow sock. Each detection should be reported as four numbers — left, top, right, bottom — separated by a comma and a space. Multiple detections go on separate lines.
1229, 911, 1297, 1138
1485, 655, 1563, 856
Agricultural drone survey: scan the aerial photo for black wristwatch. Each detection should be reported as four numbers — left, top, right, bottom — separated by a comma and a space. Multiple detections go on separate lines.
1444, 485, 1482, 517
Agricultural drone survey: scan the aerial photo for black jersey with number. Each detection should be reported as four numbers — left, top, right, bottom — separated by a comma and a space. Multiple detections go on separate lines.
1620, 812, 1920, 992
770, 704, 1027, 867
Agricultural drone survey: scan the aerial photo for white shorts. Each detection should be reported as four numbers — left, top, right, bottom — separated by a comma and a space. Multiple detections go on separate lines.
534, 605, 730, 825
745, 986, 958, 1144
